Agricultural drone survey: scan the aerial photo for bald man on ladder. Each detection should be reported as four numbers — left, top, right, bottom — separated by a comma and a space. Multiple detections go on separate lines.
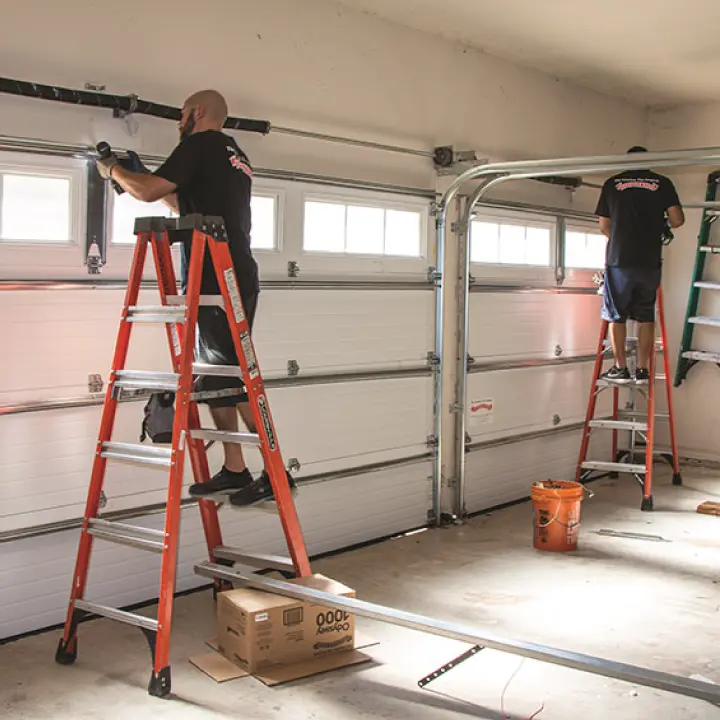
96, 89, 295, 507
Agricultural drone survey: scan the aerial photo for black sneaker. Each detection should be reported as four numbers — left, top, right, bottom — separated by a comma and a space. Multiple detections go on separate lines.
634, 368, 650, 383
229, 470, 298, 508
189, 466, 253, 497
601, 365, 631, 383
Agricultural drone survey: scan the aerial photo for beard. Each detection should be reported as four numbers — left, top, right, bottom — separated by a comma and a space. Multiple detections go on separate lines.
179, 111, 196, 141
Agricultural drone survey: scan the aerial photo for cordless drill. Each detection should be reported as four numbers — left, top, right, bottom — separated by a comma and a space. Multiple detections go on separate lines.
96, 141, 150, 195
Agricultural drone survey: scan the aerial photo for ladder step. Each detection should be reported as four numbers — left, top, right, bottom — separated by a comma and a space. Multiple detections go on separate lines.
166, 295, 224, 307
682, 350, 720, 364
189, 429, 261, 446
618, 410, 670, 420
100, 442, 173, 468
596, 378, 652, 388
689, 316, 720, 327
114, 370, 179, 392
700, 246, 720, 254
602, 338, 663, 350
87, 518, 166, 553
192, 363, 243, 378
694, 281, 720, 290
213, 546, 295, 573
589, 419, 648, 431
126, 306, 186, 323
581, 461, 646, 474
74, 600, 159, 632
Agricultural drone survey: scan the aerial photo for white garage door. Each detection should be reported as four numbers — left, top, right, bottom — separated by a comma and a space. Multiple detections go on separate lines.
0, 156, 437, 639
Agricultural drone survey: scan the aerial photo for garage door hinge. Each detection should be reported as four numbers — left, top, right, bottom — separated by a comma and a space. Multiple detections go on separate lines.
287, 457, 301, 473
426, 351, 440, 368
426, 434, 438, 448
88, 374, 104, 393
429, 201, 438, 217
446, 476, 458, 488
427, 266, 441, 284
287, 360, 300, 377
449, 402, 463, 414
287, 261, 300, 278
451, 221, 468, 235
466, 354, 475, 369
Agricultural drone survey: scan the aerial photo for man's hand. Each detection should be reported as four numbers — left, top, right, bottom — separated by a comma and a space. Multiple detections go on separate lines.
96, 154, 120, 180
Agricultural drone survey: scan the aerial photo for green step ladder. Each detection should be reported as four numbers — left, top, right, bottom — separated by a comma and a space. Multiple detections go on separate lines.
674, 170, 720, 387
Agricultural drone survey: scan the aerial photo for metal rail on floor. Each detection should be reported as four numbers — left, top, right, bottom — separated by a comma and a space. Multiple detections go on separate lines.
195, 561, 720, 705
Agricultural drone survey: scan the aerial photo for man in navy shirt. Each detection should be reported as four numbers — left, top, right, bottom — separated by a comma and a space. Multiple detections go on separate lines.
595, 146, 685, 383
96, 90, 285, 507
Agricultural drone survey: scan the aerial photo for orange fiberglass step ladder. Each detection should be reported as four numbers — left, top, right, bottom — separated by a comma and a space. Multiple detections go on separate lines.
575, 287, 682, 511
54, 213, 311, 697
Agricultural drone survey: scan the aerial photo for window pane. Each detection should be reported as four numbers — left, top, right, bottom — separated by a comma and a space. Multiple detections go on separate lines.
1, 174, 71, 242
564, 231, 587, 268
471, 221, 499, 263
525, 227, 551, 266
304, 201, 346, 252
346, 205, 384, 254
250, 195, 276, 250
586, 233, 607, 268
498, 224, 526, 264
111, 192, 174, 244
385, 209, 421, 257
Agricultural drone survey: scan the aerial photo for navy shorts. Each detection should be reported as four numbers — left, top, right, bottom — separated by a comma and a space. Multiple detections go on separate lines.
602, 266, 661, 324
193, 292, 259, 408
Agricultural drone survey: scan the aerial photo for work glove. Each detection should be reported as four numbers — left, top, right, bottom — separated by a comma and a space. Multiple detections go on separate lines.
96, 153, 120, 180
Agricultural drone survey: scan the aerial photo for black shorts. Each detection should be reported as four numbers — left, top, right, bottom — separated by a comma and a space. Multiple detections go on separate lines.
194, 292, 259, 408
602, 266, 661, 324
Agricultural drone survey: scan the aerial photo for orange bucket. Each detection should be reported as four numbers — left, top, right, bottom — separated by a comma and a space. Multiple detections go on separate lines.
531, 480, 585, 552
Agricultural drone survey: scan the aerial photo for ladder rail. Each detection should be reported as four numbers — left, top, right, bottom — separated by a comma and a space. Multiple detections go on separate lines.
656, 288, 680, 477
575, 320, 609, 482
58, 232, 152, 658
208, 238, 312, 577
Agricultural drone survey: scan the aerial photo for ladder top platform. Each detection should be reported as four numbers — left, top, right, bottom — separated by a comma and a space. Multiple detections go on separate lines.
133, 214, 228, 238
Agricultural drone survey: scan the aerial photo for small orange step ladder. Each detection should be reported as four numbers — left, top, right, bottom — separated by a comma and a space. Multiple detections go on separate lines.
54, 214, 310, 696
575, 287, 682, 511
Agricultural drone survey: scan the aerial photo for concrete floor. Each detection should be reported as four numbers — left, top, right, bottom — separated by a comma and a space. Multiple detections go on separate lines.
2, 466, 720, 719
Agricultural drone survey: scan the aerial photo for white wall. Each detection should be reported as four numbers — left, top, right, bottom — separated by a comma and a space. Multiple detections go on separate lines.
648, 101, 720, 460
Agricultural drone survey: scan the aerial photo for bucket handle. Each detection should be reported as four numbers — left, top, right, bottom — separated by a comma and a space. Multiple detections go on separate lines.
533, 482, 590, 529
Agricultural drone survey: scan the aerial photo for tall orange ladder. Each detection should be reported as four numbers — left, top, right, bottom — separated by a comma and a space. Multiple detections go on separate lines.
54, 214, 311, 696
575, 287, 682, 511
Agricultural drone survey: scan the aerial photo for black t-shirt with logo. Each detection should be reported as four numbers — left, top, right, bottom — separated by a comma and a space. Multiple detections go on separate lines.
595, 169, 681, 268
154, 130, 259, 296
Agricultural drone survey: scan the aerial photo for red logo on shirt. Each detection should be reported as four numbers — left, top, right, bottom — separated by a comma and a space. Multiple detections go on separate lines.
229, 153, 253, 179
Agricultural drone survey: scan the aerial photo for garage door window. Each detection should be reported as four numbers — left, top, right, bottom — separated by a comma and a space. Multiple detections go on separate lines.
470, 215, 553, 266
303, 198, 423, 258
564, 227, 607, 269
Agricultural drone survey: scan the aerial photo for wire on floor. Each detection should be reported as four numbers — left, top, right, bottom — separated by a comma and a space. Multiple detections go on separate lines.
500, 657, 545, 720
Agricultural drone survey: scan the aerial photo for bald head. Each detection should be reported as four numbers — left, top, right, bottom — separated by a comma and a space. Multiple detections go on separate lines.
180, 90, 229, 136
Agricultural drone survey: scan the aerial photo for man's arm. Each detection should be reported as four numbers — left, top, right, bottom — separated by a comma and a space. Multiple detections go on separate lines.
109, 166, 178, 204
667, 205, 685, 229
161, 193, 179, 213
598, 216, 611, 238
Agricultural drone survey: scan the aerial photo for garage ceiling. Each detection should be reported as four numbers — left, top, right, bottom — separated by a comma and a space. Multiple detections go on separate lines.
334, 0, 720, 105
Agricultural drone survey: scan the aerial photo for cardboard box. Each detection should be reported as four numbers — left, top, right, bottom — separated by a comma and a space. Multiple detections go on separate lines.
216, 574, 356, 674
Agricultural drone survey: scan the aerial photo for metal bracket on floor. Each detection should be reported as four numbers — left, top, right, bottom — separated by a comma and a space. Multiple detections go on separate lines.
418, 645, 485, 689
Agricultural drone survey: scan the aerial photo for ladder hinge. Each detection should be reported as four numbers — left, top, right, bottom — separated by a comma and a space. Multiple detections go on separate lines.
88, 374, 104, 393
287, 261, 300, 278
287, 360, 300, 377
427, 266, 441, 284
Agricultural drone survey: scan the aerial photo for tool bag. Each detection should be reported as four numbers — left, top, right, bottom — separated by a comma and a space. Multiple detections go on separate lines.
139, 391, 175, 444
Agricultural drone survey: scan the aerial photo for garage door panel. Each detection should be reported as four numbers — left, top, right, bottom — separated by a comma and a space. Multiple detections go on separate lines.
464, 430, 611, 514
466, 363, 610, 442
469, 293, 602, 361
1, 288, 434, 404
0, 463, 429, 639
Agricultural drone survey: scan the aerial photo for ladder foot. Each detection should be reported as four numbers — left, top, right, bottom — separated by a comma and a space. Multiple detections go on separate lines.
54, 636, 77, 665
641, 496, 654, 512
672, 472, 683, 486
148, 666, 171, 698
